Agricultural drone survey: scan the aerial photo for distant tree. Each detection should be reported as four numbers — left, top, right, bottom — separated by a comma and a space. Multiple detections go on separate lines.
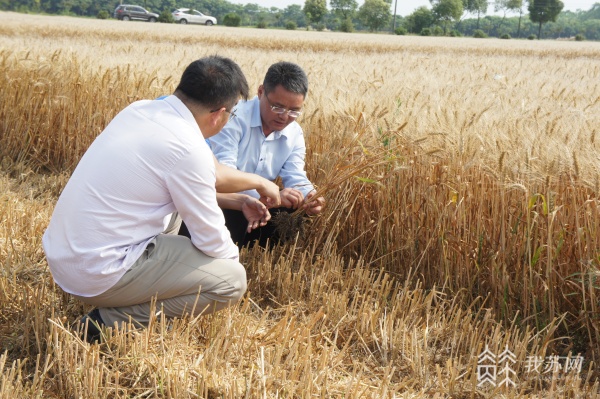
473, 28, 487, 37
70, 0, 93, 16
303, 0, 327, 25
549, 11, 579, 37
495, 0, 524, 36
142, 0, 161, 13
283, 4, 307, 27
331, 0, 358, 31
406, 6, 434, 33
338, 17, 355, 31
432, 25, 444, 35
242, 3, 262, 25
431, 0, 463, 33
463, 0, 488, 28
257, 18, 267, 28
582, 18, 600, 40
582, 2, 600, 19
495, 0, 522, 17
223, 12, 241, 26
158, 9, 174, 23
272, 10, 283, 27
331, 0, 358, 20
243, 3, 261, 14
528, 0, 564, 38
358, 0, 392, 31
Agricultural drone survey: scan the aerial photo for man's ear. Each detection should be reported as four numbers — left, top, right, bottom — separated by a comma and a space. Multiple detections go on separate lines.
201, 108, 226, 138
196, 109, 222, 139
209, 108, 226, 126
257, 85, 264, 97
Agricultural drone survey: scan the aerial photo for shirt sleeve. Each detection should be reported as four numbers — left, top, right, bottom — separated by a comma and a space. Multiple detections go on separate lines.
208, 110, 262, 199
165, 146, 238, 260
280, 129, 315, 198
208, 118, 243, 169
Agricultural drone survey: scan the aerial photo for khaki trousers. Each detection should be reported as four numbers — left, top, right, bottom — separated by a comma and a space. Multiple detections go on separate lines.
73, 214, 246, 328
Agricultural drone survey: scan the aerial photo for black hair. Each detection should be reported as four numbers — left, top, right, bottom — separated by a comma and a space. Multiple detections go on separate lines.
263, 62, 308, 97
175, 55, 249, 110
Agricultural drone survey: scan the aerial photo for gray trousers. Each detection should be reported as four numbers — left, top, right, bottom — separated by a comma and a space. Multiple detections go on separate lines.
73, 214, 246, 328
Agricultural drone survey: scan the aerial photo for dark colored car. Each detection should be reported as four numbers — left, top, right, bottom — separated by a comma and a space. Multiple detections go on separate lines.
113, 5, 159, 22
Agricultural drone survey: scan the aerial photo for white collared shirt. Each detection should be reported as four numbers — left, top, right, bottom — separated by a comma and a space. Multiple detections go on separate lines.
42, 95, 238, 297
208, 96, 314, 199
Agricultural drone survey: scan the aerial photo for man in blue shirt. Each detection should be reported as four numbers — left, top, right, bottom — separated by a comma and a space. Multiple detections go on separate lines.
208, 61, 325, 248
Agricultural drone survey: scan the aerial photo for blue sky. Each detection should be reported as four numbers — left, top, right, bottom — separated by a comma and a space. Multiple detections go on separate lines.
227, 0, 598, 17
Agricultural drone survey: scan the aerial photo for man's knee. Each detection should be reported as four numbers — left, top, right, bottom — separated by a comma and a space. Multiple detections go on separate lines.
227, 260, 247, 303
197, 260, 247, 314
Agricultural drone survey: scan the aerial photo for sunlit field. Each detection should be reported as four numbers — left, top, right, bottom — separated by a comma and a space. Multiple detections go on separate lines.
2, 11, 600, 398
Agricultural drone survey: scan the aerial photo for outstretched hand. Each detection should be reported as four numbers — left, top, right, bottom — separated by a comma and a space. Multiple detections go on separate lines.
279, 187, 304, 209
303, 190, 325, 216
242, 197, 271, 233
257, 179, 282, 208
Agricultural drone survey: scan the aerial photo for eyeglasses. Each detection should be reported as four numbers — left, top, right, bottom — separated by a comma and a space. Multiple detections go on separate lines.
264, 94, 302, 119
211, 107, 237, 120
225, 108, 237, 120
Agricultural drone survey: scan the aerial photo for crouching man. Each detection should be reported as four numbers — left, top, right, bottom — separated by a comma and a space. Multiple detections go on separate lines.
42, 56, 280, 343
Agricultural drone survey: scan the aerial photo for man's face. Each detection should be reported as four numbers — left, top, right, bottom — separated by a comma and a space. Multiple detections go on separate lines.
198, 101, 236, 139
258, 84, 304, 135
214, 106, 233, 134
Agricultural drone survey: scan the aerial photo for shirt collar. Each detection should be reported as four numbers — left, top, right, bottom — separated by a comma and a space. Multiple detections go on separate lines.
163, 95, 196, 125
162, 95, 202, 135
250, 96, 287, 140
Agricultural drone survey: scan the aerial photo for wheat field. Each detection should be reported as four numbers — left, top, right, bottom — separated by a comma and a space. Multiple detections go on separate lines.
2, 11, 600, 398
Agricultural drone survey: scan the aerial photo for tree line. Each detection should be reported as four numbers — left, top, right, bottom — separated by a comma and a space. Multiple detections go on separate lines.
400, 0, 600, 39
2, 0, 599, 40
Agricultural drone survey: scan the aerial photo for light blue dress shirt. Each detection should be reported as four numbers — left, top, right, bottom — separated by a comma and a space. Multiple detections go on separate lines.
209, 96, 315, 199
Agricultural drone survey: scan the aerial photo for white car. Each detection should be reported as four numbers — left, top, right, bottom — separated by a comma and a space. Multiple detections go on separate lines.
172, 8, 217, 25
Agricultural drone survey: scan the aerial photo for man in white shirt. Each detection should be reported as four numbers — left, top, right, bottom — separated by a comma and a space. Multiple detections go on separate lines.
207, 61, 325, 248
42, 56, 281, 343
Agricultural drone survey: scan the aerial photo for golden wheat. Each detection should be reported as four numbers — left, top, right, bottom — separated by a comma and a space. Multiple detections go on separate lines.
2, 11, 600, 398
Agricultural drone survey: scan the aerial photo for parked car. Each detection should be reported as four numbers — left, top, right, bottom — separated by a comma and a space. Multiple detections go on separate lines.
172, 8, 217, 25
113, 5, 159, 22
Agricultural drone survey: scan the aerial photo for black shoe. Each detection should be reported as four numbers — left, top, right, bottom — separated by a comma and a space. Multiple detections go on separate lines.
79, 308, 105, 343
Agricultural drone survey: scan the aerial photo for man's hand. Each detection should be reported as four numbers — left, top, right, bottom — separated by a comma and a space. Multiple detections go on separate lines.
280, 187, 304, 209
242, 197, 271, 233
303, 190, 325, 216
213, 156, 281, 208
257, 179, 282, 208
